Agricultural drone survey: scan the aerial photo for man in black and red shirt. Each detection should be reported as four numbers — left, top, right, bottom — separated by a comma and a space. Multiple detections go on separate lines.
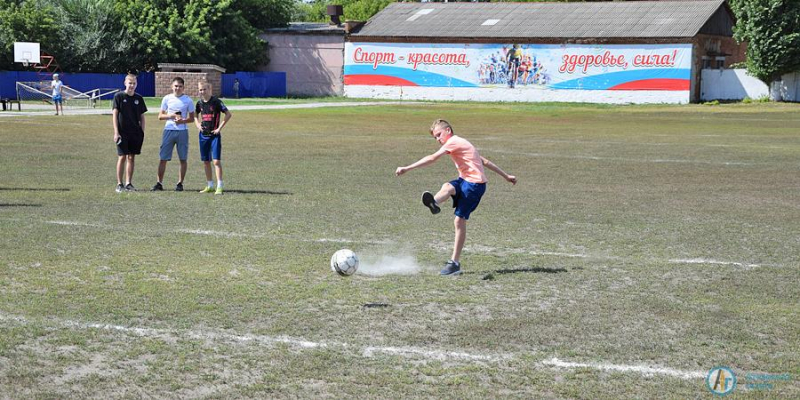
194, 81, 232, 195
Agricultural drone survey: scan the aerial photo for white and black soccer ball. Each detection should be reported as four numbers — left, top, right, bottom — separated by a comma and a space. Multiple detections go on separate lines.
330, 249, 359, 276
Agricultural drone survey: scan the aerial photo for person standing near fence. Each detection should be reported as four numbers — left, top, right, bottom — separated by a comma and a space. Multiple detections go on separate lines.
52, 73, 64, 115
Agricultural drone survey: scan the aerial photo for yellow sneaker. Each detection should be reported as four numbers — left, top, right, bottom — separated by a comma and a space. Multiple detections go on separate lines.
199, 186, 214, 193
215, 187, 223, 195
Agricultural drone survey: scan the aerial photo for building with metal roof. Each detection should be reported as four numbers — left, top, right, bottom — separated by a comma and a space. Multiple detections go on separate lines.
343, 1, 744, 104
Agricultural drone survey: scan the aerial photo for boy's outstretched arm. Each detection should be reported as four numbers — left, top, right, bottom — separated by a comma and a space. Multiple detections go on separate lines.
482, 156, 517, 184
395, 148, 447, 176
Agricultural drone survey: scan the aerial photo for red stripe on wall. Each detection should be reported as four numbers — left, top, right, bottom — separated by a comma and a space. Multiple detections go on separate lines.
344, 75, 418, 86
609, 79, 690, 91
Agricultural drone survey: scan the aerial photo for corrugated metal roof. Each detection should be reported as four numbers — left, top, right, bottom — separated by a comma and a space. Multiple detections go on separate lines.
352, 1, 727, 39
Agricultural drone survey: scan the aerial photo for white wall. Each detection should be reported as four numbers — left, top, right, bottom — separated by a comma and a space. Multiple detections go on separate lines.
772, 72, 800, 102
700, 69, 768, 101
344, 86, 690, 104
701, 69, 800, 102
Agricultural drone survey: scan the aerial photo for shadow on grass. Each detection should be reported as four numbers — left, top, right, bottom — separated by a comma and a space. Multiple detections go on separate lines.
466, 266, 568, 280
0, 203, 42, 207
495, 267, 568, 274
0, 187, 69, 192
222, 189, 292, 195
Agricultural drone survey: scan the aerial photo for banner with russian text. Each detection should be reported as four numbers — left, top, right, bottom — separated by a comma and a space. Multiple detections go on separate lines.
344, 43, 692, 91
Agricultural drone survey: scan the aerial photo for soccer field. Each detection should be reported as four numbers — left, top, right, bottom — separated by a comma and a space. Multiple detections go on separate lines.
1, 101, 798, 398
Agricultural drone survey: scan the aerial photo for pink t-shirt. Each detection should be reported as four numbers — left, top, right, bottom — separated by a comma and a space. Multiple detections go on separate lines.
442, 135, 487, 183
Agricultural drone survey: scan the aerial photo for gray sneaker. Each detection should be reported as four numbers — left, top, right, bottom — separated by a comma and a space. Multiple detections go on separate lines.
115, 184, 124, 193
440, 260, 461, 276
124, 183, 136, 192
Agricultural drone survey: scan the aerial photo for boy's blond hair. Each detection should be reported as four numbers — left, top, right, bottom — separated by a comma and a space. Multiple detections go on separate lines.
198, 80, 212, 89
430, 119, 454, 134
124, 73, 137, 82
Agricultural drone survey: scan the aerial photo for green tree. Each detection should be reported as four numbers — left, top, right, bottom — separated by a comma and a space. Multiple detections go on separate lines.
235, 0, 291, 31
299, 0, 394, 23
730, 0, 800, 87
114, 0, 289, 71
52, 0, 132, 72
0, 0, 60, 70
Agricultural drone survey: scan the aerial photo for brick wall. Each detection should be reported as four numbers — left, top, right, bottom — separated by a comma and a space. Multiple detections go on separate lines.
154, 71, 223, 98
690, 35, 747, 102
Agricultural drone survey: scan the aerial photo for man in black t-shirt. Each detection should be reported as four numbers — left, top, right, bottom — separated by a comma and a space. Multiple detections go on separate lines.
112, 74, 148, 192
194, 81, 232, 195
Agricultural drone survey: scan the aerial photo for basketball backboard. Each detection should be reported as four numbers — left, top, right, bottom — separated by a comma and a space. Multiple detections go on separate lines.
14, 42, 40, 64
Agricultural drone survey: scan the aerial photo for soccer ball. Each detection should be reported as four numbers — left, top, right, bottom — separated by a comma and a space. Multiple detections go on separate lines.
330, 249, 359, 276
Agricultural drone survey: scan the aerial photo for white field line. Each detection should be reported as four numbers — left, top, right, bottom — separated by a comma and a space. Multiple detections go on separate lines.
178, 229, 254, 238
47, 220, 108, 228
180, 228, 391, 245
541, 358, 706, 380
483, 149, 753, 166
46, 221, 390, 245
528, 250, 589, 258
46, 219, 772, 268
668, 258, 764, 268
0, 313, 707, 379
516, 138, 783, 150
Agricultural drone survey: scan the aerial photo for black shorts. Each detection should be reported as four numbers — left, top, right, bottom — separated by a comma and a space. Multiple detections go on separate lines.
116, 132, 143, 155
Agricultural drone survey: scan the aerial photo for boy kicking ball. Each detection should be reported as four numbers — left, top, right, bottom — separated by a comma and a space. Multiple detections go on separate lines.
395, 119, 517, 276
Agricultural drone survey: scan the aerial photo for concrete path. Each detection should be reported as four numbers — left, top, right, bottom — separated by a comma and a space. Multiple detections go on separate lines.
0, 101, 426, 117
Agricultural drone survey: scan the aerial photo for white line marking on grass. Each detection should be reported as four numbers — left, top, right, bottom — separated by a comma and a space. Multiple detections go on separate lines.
529, 251, 589, 258
362, 346, 502, 362
178, 229, 255, 238
47, 220, 108, 228
669, 258, 764, 268
179, 229, 392, 245
483, 149, 754, 166
41, 220, 779, 269
314, 238, 393, 245
1, 313, 709, 379
542, 358, 705, 380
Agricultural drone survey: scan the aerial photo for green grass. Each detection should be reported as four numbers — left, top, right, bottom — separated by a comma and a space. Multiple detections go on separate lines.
1, 102, 799, 398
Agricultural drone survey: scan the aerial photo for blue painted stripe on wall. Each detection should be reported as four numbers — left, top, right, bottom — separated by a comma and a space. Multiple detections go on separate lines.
344, 65, 478, 88
548, 68, 691, 90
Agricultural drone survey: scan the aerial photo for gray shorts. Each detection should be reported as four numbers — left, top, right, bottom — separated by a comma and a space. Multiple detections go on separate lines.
159, 129, 189, 161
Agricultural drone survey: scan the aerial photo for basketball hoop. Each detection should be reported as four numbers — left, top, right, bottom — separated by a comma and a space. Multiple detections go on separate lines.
14, 42, 40, 68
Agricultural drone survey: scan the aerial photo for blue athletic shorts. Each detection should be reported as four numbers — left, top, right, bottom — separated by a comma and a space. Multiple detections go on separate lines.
198, 132, 222, 161
159, 129, 189, 161
449, 177, 486, 220
53, 94, 62, 104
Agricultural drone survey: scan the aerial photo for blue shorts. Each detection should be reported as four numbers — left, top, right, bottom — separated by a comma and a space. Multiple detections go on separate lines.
449, 177, 486, 220
159, 129, 189, 161
199, 132, 222, 161
53, 94, 62, 104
